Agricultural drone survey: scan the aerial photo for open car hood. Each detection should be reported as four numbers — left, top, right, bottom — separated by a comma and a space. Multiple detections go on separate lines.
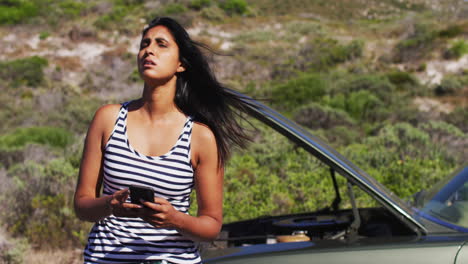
232, 89, 428, 235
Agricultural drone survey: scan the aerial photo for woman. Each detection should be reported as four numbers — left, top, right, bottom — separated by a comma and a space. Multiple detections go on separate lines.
74, 17, 251, 264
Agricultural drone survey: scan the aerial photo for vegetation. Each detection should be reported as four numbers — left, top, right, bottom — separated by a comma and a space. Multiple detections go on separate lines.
0, 56, 48, 87
0, 127, 73, 150
0, 0, 466, 262
444, 40, 468, 59
0, 0, 87, 26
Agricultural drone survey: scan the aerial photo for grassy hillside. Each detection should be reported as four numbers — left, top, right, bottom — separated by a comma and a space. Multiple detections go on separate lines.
0, 0, 467, 262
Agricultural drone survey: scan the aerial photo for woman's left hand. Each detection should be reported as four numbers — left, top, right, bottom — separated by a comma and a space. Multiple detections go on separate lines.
140, 197, 181, 229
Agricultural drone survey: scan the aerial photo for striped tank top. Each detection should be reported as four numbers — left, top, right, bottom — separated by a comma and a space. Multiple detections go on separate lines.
84, 102, 201, 264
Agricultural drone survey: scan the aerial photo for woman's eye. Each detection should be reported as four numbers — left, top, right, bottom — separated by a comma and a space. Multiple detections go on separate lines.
140, 40, 150, 49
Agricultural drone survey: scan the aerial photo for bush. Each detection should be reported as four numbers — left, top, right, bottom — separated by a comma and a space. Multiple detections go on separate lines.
0, 0, 89, 25
444, 40, 468, 59
0, 126, 73, 150
346, 90, 385, 122
223, 137, 341, 222
443, 107, 468, 133
201, 5, 225, 21
434, 76, 464, 96
419, 120, 466, 154
393, 22, 438, 62
332, 74, 396, 103
189, 0, 212, 10
164, 3, 188, 14
324, 90, 387, 123
0, 0, 38, 24
325, 125, 362, 147
386, 71, 419, 90
343, 123, 457, 198
57, 1, 86, 18
219, 0, 249, 15
46, 96, 102, 134
293, 103, 355, 130
438, 24, 464, 38
0, 56, 48, 87
295, 38, 364, 73
271, 73, 327, 110
0, 159, 90, 248
0, 237, 29, 264
94, 4, 129, 30
419, 120, 465, 138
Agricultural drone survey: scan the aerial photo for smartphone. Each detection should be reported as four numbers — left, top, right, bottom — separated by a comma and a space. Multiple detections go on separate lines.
129, 185, 155, 204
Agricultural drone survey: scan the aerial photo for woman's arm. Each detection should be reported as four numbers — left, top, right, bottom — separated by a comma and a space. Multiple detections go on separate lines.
74, 104, 141, 222
140, 123, 223, 241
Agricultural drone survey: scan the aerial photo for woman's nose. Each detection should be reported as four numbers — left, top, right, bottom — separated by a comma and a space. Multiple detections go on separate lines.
145, 47, 155, 56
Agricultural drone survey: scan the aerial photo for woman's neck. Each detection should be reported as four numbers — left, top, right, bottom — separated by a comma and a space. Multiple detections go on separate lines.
139, 81, 181, 121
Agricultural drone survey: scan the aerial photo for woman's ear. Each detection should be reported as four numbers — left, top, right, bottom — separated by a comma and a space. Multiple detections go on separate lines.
177, 62, 186, 73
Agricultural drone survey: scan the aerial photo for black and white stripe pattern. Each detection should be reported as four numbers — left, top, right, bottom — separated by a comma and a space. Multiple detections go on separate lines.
84, 102, 201, 264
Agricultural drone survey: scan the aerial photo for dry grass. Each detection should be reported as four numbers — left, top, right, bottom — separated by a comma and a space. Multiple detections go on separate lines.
24, 248, 83, 264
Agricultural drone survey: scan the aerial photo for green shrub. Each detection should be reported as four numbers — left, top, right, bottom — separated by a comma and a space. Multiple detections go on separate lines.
296, 38, 364, 72
419, 120, 465, 138
0, 0, 89, 25
283, 20, 323, 36
0, 56, 48, 87
0, 0, 38, 24
47, 97, 102, 134
434, 76, 464, 95
343, 123, 457, 198
219, 0, 249, 15
293, 103, 355, 130
57, 0, 86, 18
26, 194, 78, 248
223, 140, 340, 222
164, 3, 188, 14
346, 90, 385, 122
0, 237, 29, 264
0, 159, 90, 248
386, 71, 419, 89
271, 73, 327, 110
201, 5, 225, 21
94, 5, 129, 30
444, 40, 468, 59
394, 22, 438, 62
0, 126, 73, 150
324, 89, 387, 123
332, 74, 396, 102
443, 107, 468, 133
439, 24, 464, 38
189, 0, 212, 10
324, 125, 362, 147
39, 31, 50, 40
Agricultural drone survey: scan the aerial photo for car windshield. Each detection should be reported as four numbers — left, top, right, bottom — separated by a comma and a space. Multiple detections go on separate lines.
415, 165, 468, 229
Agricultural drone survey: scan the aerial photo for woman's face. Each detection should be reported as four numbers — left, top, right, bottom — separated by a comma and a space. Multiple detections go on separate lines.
137, 25, 185, 85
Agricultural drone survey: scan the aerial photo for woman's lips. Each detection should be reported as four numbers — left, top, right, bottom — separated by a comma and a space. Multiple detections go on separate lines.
143, 59, 156, 68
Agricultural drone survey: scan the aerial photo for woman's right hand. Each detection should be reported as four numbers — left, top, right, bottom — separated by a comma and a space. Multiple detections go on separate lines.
108, 189, 143, 217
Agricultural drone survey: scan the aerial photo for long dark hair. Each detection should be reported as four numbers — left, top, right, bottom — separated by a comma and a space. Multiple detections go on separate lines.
142, 17, 251, 167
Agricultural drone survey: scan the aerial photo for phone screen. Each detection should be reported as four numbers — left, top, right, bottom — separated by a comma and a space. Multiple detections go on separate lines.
129, 185, 155, 204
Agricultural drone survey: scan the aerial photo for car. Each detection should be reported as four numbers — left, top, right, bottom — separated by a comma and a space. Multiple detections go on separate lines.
200, 90, 468, 264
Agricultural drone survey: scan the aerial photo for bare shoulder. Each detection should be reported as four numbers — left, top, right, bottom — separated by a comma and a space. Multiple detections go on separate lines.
192, 122, 216, 145
87, 104, 122, 145
94, 104, 122, 122
191, 122, 218, 166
